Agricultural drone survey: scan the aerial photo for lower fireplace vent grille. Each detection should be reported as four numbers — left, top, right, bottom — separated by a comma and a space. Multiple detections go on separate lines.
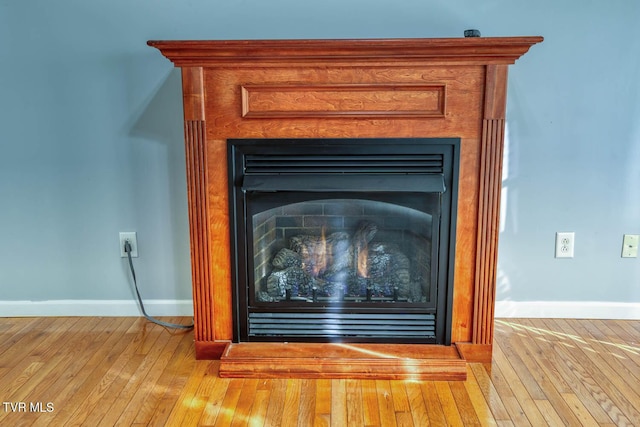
249, 312, 436, 340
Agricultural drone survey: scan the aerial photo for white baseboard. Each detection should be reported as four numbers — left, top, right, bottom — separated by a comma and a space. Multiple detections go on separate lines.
495, 301, 640, 320
0, 300, 194, 317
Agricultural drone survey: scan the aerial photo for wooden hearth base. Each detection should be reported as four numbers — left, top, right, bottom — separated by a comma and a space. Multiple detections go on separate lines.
219, 342, 467, 380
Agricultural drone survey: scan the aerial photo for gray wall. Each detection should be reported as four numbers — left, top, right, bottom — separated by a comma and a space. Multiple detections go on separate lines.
1, 1, 638, 308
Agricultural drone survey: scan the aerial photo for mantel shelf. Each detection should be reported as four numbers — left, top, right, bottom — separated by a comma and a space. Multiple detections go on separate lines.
148, 36, 543, 67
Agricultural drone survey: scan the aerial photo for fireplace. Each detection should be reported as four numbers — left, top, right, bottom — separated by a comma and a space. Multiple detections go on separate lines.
229, 138, 459, 344
148, 36, 542, 378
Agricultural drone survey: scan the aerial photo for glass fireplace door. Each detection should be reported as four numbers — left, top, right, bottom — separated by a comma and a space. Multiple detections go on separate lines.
248, 194, 440, 308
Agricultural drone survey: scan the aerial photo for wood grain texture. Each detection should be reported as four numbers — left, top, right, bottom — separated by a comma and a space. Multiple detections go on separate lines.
184, 119, 211, 344
205, 66, 484, 140
484, 65, 509, 119
181, 67, 205, 120
203, 64, 486, 351
206, 139, 233, 343
471, 64, 510, 347
219, 343, 467, 380
241, 83, 446, 118
181, 67, 212, 347
473, 118, 505, 346
1, 317, 638, 426
148, 37, 544, 68
147, 38, 544, 364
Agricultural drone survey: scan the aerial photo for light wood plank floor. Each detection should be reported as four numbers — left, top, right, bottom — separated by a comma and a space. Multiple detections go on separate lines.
1, 317, 638, 426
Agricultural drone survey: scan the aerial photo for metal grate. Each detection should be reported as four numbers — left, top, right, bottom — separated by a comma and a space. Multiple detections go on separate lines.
245, 154, 444, 175
249, 312, 436, 339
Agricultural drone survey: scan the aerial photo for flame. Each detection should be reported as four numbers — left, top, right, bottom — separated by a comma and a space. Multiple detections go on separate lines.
357, 244, 368, 278
311, 227, 327, 277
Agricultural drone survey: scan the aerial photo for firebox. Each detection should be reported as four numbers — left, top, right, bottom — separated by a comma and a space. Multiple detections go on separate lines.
229, 138, 459, 345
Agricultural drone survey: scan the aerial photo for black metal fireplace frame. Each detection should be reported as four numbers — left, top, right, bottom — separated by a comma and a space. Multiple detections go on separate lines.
228, 138, 460, 345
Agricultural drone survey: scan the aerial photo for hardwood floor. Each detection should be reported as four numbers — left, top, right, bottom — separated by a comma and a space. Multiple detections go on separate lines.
1, 317, 638, 426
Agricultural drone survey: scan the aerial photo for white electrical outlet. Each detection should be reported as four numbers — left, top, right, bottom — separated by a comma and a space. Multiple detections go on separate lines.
622, 234, 639, 258
119, 232, 138, 257
555, 232, 574, 258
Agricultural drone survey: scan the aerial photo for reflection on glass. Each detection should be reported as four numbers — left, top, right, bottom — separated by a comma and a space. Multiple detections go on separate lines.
252, 199, 434, 305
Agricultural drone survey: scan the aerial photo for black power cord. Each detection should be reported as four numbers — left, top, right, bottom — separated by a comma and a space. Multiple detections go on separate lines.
124, 240, 194, 330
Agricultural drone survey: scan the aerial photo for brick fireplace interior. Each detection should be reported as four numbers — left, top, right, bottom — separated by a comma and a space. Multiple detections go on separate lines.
148, 36, 542, 379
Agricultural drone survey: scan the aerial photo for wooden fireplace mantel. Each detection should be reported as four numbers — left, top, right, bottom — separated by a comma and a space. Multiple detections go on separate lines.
148, 36, 542, 378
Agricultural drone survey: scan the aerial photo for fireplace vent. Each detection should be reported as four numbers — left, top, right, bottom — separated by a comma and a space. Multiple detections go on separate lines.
245, 153, 444, 175
248, 312, 436, 340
